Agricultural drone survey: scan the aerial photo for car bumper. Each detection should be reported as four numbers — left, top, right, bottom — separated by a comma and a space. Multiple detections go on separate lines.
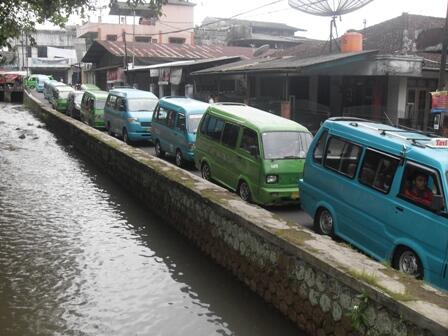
257, 186, 301, 206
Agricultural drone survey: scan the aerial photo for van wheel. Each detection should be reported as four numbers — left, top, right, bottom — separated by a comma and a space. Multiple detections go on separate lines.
315, 208, 334, 236
201, 162, 211, 181
238, 181, 251, 202
123, 128, 132, 145
155, 140, 165, 158
175, 149, 184, 168
392, 247, 423, 279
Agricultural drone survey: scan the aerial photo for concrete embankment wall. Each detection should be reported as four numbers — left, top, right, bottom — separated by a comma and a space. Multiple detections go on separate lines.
24, 92, 448, 336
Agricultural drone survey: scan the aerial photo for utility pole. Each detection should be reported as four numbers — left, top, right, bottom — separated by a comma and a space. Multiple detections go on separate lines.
122, 31, 129, 84
438, 0, 448, 90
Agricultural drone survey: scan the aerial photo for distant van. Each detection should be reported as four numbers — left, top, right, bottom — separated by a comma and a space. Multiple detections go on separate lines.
44, 80, 64, 100
104, 88, 158, 144
299, 118, 448, 291
80, 90, 109, 128
194, 103, 312, 205
152, 97, 209, 167
49, 85, 74, 112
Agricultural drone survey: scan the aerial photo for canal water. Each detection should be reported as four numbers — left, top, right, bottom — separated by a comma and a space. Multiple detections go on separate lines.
0, 103, 302, 336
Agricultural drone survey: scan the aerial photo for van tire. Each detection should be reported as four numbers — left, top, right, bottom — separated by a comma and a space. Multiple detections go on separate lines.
155, 140, 165, 158
123, 128, 132, 145
314, 208, 334, 236
201, 162, 211, 181
238, 180, 252, 203
392, 247, 423, 279
175, 149, 184, 168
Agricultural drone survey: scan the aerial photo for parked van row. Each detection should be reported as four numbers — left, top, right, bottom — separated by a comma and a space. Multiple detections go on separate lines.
300, 118, 448, 291
32, 78, 448, 291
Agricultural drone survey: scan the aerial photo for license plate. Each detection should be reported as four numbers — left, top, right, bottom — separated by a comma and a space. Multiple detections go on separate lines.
291, 191, 299, 199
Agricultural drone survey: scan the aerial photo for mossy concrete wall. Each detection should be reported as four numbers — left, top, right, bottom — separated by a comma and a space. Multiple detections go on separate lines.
25, 92, 448, 336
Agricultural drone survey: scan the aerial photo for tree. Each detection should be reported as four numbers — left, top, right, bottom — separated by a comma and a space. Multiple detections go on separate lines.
0, 0, 167, 48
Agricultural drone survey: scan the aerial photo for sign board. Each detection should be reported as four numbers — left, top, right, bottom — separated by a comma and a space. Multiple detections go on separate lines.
430, 91, 448, 113
158, 68, 170, 85
107, 68, 124, 83
150, 69, 159, 77
427, 138, 448, 148
170, 68, 182, 85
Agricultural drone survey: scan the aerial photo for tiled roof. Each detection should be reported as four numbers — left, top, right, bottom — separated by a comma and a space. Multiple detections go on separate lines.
82, 40, 257, 63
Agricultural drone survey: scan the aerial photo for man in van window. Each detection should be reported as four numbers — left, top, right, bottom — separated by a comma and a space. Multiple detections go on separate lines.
403, 172, 433, 207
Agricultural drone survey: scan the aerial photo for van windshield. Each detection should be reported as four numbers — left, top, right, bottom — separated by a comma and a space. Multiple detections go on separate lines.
128, 99, 158, 112
262, 131, 313, 160
187, 114, 204, 133
95, 99, 107, 109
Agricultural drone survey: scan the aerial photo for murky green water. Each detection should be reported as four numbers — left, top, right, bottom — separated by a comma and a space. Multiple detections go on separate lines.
0, 103, 302, 336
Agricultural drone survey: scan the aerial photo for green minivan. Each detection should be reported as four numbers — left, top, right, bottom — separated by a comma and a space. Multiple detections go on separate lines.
194, 103, 313, 206
80, 90, 109, 128
49, 85, 74, 112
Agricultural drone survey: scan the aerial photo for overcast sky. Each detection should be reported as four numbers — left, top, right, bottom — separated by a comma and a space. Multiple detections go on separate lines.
193, 0, 447, 40
64, 0, 447, 41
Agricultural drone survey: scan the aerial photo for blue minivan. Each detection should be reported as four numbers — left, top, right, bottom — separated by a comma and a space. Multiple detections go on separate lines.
300, 118, 448, 291
104, 88, 158, 144
151, 97, 209, 167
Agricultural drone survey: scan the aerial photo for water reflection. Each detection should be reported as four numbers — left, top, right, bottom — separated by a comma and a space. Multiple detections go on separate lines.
0, 103, 302, 336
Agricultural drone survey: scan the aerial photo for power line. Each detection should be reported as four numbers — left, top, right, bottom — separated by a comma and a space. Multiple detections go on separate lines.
123, 0, 286, 37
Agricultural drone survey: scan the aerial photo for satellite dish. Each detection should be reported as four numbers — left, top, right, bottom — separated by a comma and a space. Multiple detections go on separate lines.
253, 44, 270, 57
288, 0, 375, 51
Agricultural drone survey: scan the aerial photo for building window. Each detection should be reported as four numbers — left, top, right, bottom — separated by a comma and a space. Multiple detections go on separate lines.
37, 46, 47, 58
106, 34, 117, 41
134, 36, 151, 43
168, 37, 186, 44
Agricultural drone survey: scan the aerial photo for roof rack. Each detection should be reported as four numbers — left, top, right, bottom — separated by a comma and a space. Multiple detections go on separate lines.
213, 102, 247, 106
351, 122, 434, 148
329, 117, 370, 122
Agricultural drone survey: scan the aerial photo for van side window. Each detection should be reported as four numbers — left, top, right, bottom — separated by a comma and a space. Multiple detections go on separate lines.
221, 123, 240, 148
176, 113, 186, 131
399, 164, 444, 210
199, 114, 209, 134
324, 137, 361, 178
313, 130, 328, 164
116, 98, 126, 112
154, 107, 168, 124
167, 110, 176, 129
240, 128, 259, 157
359, 149, 399, 193
205, 116, 225, 141
106, 95, 117, 108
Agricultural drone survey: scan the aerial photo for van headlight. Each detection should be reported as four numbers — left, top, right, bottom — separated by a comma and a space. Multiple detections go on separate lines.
266, 175, 278, 184
127, 117, 138, 123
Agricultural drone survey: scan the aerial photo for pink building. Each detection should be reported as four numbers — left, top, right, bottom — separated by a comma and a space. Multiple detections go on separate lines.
77, 0, 195, 45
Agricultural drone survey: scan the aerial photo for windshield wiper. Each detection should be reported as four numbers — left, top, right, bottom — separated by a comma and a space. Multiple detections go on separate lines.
282, 155, 302, 159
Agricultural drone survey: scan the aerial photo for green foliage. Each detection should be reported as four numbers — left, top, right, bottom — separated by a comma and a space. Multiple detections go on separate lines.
0, 0, 167, 48
348, 291, 369, 331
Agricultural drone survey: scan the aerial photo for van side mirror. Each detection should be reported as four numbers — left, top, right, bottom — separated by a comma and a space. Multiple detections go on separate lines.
431, 195, 445, 212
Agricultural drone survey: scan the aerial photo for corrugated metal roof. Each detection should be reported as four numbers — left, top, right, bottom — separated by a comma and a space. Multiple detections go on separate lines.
126, 56, 242, 72
192, 50, 378, 75
202, 17, 305, 32
82, 40, 256, 63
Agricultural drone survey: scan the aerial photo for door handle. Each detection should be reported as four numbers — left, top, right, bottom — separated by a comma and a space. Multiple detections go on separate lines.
395, 206, 404, 212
